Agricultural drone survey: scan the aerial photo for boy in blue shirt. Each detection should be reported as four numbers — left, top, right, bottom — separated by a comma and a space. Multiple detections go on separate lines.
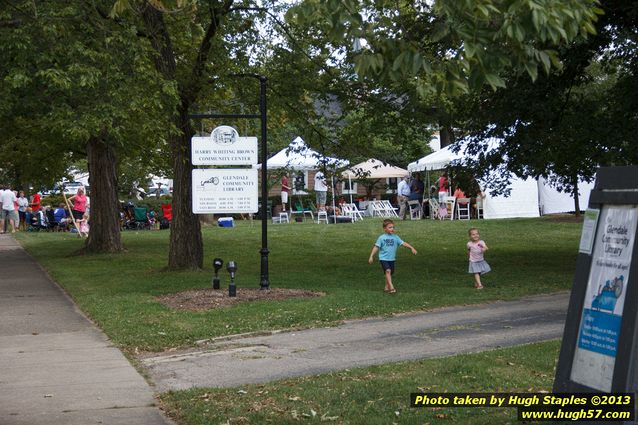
368, 219, 417, 293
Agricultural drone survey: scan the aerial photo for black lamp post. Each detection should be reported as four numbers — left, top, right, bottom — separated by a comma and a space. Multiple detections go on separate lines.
257, 75, 270, 290
227, 261, 237, 297
212, 258, 223, 290
189, 74, 270, 291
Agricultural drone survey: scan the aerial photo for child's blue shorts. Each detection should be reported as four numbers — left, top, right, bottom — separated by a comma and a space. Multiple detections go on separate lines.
380, 260, 395, 275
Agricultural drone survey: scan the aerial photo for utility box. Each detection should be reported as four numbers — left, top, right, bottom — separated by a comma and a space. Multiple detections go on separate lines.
555, 166, 638, 407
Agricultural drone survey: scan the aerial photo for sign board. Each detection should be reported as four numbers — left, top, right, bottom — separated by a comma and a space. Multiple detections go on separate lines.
192, 168, 258, 214
191, 126, 258, 166
570, 206, 636, 391
554, 166, 638, 400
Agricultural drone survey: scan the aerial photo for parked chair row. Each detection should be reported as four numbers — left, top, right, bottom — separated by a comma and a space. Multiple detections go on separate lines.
370, 200, 399, 218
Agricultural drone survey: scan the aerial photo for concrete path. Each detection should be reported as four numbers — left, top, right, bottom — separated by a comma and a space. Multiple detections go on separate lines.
0, 234, 174, 425
143, 292, 569, 392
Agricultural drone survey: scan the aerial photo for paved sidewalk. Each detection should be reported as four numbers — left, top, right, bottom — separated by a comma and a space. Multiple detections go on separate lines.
143, 292, 568, 391
0, 234, 174, 425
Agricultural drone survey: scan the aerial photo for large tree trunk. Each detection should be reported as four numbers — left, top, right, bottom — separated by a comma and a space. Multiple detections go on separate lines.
139, 1, 232, 270
85, 135, 122, 253
168, 105, 203, 269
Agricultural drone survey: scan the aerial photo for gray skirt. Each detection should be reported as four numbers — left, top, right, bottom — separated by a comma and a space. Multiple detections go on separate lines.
469, 260, 491, 274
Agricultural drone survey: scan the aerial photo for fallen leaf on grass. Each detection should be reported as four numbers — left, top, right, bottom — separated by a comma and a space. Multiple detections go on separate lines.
321, 413, 339, 421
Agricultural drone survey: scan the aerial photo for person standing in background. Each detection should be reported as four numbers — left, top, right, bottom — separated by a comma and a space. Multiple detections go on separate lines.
438, 172, 449, 203
30, 191, 41, 213
281, 175, 291, 212
409, 174, 424, 201
1, 185, 17, 233
68, 187, 87, 222
17, 191, 29, 231
397, 175, 411, 220
314, 171, 328, 211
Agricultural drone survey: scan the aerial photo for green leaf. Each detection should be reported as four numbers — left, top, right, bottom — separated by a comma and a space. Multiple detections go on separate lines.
484, 73, 505, 89
465, 43, 476, 59
538, 50, 551, 74
524, 63, 538, 81
411, 53, 422, 75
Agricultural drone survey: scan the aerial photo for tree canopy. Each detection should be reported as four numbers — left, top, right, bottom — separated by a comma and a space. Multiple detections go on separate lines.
452, 0, 638, 210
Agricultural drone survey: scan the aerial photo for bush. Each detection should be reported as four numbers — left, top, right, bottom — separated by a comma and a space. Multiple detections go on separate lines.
41, 194, 67, 209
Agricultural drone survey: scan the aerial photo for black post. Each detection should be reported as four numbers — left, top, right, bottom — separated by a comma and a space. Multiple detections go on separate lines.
189, 73, 270, 290
259, 76, 270, 290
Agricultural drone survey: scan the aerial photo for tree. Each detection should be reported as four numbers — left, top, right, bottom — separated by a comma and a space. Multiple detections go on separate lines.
455, 0, 638, 214
263, 8, 435, 166
288, 0, 601, 95
110, 0, 296, 269
285, 0, 601, 149
0, 1, 171, 252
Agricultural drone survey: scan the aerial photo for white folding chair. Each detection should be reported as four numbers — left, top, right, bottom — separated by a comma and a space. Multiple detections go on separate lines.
444, 196, 456, 220
370, 201, 385, 217
456, 198, 471, 220
428, 198, 440, 219
272, 212, 289, 224
316, 210, 328, 224
408, 200, 422, 220
347, 203, 364, 221
381, 200, 399, 217
476, 198, 484, 219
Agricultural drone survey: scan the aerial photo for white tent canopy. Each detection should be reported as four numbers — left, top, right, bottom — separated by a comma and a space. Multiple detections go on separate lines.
407, 140, 593, 218
264, 137, 348, 170
343, 158, 407, 179
408, 145, 462, 172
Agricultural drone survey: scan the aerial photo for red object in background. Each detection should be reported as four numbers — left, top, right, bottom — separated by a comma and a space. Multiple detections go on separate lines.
161, 204, 172, 221
31, 193, 41, 212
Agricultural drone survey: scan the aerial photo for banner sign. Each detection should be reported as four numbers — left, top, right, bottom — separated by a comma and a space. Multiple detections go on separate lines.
570, 206, 637, 392
192, 168, 258, 214
191, 126, 258, 166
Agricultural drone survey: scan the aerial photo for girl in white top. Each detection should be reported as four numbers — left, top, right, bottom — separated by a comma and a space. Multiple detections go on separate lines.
467, 227, 491, 289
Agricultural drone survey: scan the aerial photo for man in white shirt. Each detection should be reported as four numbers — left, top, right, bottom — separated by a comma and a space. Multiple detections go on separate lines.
1, 185, 17, 233
397, 175, 411, 220
314, 171, 328, 211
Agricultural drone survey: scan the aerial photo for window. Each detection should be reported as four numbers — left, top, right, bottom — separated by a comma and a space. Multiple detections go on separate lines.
342, 179, 358, 195
386, 178, 398, 193
292, 171, 308, 194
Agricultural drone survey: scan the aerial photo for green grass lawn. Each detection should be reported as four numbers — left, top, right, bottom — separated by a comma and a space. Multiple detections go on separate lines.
16, 217, 581, 353
159, 340, 561, 425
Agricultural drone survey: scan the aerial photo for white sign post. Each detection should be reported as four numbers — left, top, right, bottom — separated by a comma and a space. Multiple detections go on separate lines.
191, 126, 259, 215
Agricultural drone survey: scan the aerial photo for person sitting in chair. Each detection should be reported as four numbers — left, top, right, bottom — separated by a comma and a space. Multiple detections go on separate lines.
53, 203, 68, 231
